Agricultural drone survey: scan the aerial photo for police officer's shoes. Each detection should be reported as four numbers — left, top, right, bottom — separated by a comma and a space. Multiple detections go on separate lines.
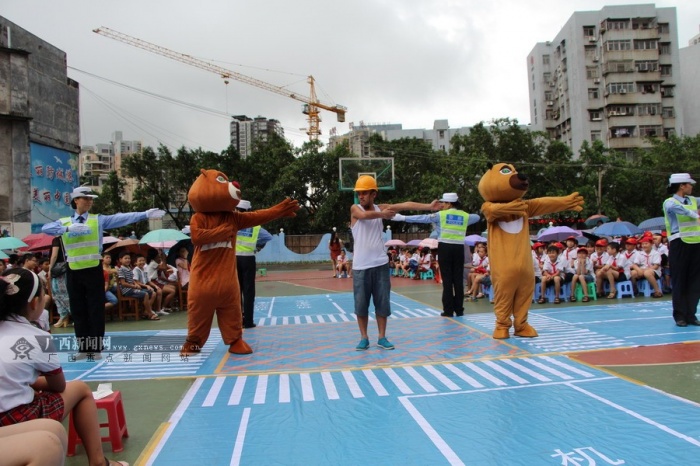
243, 322, 257, 329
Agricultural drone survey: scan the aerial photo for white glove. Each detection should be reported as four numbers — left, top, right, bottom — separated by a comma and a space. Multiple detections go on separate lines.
392, 214, 406, 221
66, 223, 90, 234
146, 208, 166, 219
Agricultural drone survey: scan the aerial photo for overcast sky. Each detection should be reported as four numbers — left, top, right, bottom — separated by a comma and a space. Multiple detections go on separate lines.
2, 0, 699, 152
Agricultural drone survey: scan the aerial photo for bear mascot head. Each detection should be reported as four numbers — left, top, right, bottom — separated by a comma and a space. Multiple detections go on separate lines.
189, 169, 242, 213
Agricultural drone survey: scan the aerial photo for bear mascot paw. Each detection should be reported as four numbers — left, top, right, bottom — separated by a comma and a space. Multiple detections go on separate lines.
478, 163, 583, 339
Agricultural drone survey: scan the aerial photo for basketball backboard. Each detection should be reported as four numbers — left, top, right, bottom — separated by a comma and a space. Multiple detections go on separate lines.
338, 157, 395, 191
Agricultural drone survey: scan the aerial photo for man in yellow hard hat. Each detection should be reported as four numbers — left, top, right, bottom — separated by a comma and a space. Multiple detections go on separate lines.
350, 175, 437, 350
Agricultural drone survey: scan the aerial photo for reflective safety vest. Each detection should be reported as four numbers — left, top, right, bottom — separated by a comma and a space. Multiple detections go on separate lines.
236, 226, 260, 256
60, 216, 101, 270
664, 196, 700, 243
438, 209, 468, 245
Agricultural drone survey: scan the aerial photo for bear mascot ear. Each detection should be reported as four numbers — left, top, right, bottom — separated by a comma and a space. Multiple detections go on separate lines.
486, 162, 494, 169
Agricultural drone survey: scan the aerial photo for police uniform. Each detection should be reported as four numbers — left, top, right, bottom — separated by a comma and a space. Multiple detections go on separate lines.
663, 173, 700, 326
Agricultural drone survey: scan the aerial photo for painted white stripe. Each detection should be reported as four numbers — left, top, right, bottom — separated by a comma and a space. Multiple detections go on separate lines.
257, 318, 265, 326
413, 309, 433, 316
339, 313, 351, 322
483, 360, 529, 384
282, 317, 289, 325
501, 359, 551, 382
342, 371, 365, 398
328, 315, 338, 323
228, 376, 247, 405
266, 297, 275, 317
362, 369, 389, 396
305, 316, 313, 324
270, 317, 278, 326
253, 375, 268, 404
442, 364, 484, 388
461, 362, 507, 386
390, 299, 409, 310
424, 365, 460, 390
399, 398, 465, 466
202, 376, 226, 407
521, 358, 573, 380
145, 378, 204, 466
539, 356, 594, 377
300, 373, 314, 401
569, 384, 700, 447
393, 311, 408, 318
404, 366, 437, 392
229, 407, 251, 466
383, 368, 414, 394
332, 302, 345, 313
321, 372, 339, 400
316, 315, 325, 323
279, 374, 290, 403
293, 316, 301, 325
402, 309, 423, 317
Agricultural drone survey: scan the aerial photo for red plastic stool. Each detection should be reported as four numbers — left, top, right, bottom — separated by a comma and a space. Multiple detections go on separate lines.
67, 390, 129, 456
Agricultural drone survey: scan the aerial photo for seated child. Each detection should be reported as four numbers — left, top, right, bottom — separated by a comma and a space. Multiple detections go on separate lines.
539, 244, 566, 304
0, 267, 128, 466
590, 239, 609, 297
599, 242, 629, 298
117, 251, 158, 320
336, 250, 351, 278
414, 247, 432, 280
631, 236, 663, 297
134, 254, 166, 315
570, 247, 594, 302
466, 244, 489, 299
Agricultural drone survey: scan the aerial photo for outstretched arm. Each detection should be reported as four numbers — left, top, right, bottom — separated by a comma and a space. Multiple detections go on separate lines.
480, 200, 528, 223
236, 198, 300, 230
527, 192, 584, 217
379, 200, 440, 212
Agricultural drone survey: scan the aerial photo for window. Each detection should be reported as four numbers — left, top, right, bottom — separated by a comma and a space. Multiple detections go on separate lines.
638, 83, 659, 94
607, 82, 634, 94
661, 86, 675, 97
438, 130, 445, 138
607, 20, 629, 30
583, 26, 596, 37
663, 128, 676, 138
662, 107, 675, 118
543, 55, 550, 65
586, 67, 599, 79
638, 104, 660, 116
591, 130, 602, 142
545, 91, 553, 100
606, 40, 632, 51
588, 88, 599, 99
659, 42, 671, 55
660, 65, 672, 77
635, 60, 658, 72
639, 125, 662, 137
657, 23, 670, 34
634, 40, 658, 50
589, 110, 602, 121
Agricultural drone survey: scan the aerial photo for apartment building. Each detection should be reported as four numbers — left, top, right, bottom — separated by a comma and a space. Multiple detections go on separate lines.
229, 115, 284, 159
528, 4, 683, 156
679, 26, 700, 136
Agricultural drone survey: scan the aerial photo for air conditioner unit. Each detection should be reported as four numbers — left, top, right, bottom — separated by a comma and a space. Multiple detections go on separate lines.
609, 111, 618, 116
620, 89, 627, 94
594, 78, 601, 84
546, 101, 554, 106
593, 56, 600, 62
588, 36, 597, 42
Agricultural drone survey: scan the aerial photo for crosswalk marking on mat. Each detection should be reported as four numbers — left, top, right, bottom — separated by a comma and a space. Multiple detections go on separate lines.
194, 356, 602, 407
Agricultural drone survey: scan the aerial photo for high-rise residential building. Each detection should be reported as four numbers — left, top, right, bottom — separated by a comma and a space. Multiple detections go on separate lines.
79, 144, 114, 188
527, 4, 683, 156
328, 120, 472, 156
229, 115, 284, 159
679, 26, 700, 136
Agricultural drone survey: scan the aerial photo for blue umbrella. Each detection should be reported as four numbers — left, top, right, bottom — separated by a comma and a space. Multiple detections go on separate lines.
139, 229, 190, 248
465, 234, 488, 246
638, 217, 666, 232
593, 221, 643, 237
406, 239, 422, 247
0, 236, 28, 250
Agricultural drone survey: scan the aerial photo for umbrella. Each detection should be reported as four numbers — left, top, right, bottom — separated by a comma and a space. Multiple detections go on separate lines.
406, 239, 422, 247
22, 233, 55, 252
418, 238, 438, 249
103, 235, 120, 245
593, 221, 643, 237
638, 217, 666, 232
0, 237, 28, 250
465, 234, 488, 246
584, 214, 610, 227
537, 226, 582, 242
139, 229, 190, 248
104, 238, 148, 254
167, 238, 193, 268
0, 251, 8, 260
384, 239, 406, 247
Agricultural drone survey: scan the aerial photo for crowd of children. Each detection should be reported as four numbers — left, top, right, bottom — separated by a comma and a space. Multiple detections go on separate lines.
388, 246, 437, 281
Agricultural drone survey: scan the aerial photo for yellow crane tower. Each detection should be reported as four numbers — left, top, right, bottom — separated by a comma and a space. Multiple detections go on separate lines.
93, 26, 346, 141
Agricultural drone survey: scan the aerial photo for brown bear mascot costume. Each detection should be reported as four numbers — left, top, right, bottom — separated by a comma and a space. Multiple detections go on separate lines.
478, 163, 583, 339
181, 169, 299, 356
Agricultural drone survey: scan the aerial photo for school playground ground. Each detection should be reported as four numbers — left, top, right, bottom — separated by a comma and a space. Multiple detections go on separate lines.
54, 264, 700, 466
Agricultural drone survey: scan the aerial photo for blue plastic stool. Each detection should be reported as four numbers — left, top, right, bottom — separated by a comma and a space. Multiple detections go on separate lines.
616, 280, 635, 298
420, 269, 434, 280
637, 279, 655, 297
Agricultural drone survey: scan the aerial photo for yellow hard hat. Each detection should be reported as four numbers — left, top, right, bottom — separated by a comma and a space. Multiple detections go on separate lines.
354, 175, 378, 191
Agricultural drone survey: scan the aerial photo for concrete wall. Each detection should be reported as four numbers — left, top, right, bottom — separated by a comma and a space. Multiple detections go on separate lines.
256, 231, 392, 264
679, 44, 700, 136
0, 16, 79, 235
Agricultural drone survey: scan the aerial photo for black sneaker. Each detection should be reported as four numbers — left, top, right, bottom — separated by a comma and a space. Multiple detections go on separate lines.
676, 320, 688, 327
243, 322, 257, 329
440, 311, 454, 317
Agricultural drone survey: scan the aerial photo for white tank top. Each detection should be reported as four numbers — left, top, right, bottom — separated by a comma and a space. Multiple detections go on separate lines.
351, 204, 388, 270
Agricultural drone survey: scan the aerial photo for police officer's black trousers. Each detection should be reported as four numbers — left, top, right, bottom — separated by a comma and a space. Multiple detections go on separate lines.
669, 238, 700, 323
438, 242, 465, 315
66, 264, 106, 353
237, 255, 257, 326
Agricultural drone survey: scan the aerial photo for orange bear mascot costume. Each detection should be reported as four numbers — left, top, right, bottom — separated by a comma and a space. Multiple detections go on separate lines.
181, 169, 299, 355
478, 163, 583, 339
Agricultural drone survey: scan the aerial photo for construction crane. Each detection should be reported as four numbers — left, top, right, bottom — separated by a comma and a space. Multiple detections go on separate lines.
93, 26, 346, 141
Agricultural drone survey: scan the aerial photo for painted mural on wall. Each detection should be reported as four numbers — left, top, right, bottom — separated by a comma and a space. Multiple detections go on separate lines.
30, 143, 78, 232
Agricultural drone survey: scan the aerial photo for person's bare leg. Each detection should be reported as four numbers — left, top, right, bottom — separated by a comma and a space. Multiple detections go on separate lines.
0, 418, 67, 466
376, 316, 388, 340
357, 315, 369, 339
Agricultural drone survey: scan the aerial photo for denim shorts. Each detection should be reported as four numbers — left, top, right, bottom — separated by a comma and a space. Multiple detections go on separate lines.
352, 264, 391, 317
123, 289, 149, 300
105, 290, 118, 305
